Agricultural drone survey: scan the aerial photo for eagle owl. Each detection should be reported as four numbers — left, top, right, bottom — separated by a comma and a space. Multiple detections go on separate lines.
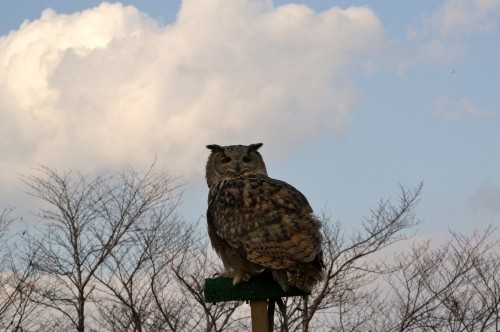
206, 143, 323, 292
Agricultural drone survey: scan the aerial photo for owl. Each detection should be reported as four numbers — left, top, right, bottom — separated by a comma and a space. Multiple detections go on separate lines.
206, 143, 323, 292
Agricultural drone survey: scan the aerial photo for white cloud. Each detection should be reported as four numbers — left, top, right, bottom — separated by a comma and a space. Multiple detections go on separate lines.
0, 1, 385, 193
433, 96, 494, 120
401, 0, 500, 70
399, 38, 466, 70
430, 0, 500, 36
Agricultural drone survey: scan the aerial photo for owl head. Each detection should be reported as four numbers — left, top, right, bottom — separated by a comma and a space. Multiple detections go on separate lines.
205, 143, 268, 187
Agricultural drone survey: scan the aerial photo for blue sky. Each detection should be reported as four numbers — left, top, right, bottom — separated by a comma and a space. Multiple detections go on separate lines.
1, 0, 499, 237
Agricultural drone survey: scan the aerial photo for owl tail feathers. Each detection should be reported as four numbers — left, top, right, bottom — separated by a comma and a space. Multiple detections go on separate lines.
288, 267, 324, 293
272, 266, 324, 293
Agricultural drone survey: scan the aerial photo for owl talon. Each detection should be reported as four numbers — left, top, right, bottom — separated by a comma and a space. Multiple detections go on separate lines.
232, 272, 252, 286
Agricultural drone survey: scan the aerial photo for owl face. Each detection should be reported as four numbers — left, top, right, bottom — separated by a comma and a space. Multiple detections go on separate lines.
206, 143, 268, 187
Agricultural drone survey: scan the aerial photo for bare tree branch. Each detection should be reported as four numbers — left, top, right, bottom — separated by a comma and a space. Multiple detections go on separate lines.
18, 163, 182, 331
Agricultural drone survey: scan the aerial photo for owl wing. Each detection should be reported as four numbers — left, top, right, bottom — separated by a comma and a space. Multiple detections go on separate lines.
208, 174, 322, 270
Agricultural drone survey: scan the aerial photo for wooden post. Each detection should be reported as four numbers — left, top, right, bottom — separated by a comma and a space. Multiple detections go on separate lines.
250, 299, 268, 332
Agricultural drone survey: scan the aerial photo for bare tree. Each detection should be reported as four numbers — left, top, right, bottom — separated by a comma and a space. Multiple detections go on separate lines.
10, 166, 499, 332
0, 209, 43, 331
0, 208, 15, 326
272, 184, 499, 332
169, 239, 249, 332
93, 207, 198, 332
385, 226, 500, 332
275, 183, 423, 331
98, 224, 247, 332
20, 164, 181, 332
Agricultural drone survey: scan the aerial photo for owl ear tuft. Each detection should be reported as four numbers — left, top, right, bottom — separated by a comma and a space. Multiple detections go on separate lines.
249, 143, 263, 151
206, 144, 223, 152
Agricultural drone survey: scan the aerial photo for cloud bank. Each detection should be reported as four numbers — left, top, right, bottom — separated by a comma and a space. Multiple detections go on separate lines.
0, 0, 385, 190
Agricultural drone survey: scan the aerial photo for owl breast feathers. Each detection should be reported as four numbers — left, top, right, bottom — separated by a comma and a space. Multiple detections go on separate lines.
206, 143, 324, 292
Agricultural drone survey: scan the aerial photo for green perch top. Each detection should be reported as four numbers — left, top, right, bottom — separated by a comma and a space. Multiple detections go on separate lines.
204, 276, 310, 303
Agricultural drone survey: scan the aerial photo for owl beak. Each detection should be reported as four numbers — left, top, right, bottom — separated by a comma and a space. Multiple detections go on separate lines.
234, 163, 242, 174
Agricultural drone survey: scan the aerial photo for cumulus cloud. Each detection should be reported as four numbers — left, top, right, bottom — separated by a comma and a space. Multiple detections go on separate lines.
0, 0, 385, 192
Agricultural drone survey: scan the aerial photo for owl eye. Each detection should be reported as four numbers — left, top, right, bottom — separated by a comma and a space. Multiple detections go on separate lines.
242, 156, 251, 163
221, 157, 231, 164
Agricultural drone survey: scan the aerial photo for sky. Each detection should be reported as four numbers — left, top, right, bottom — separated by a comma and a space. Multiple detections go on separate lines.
1, 0, 499, 238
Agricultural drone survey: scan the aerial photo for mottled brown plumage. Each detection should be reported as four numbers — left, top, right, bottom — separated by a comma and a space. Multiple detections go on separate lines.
206, 143, 323, 292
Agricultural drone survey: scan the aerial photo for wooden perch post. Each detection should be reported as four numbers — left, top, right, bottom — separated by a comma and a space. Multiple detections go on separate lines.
204, 276, 309, 332
250, 299, 268, 331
